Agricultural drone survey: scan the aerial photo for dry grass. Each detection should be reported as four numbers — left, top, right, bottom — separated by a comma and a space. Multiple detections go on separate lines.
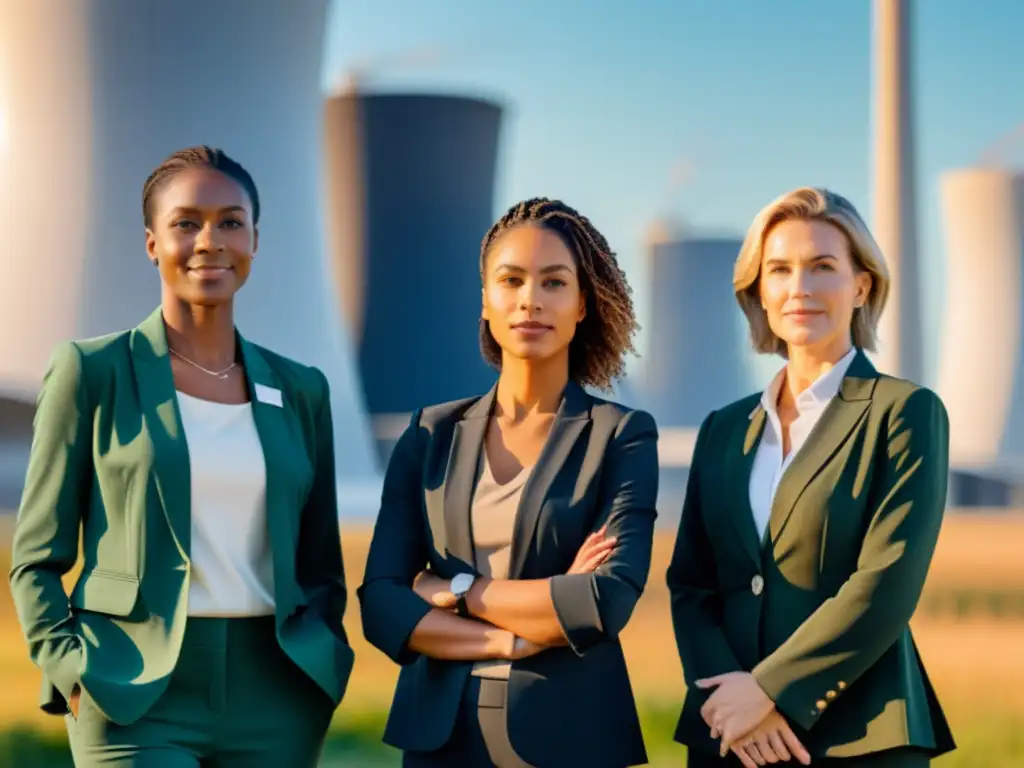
2, 513, 1023, 763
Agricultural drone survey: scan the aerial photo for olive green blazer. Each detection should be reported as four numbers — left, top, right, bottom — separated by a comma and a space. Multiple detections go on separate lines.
8, 308, 354, 725
667, 351, 955, 760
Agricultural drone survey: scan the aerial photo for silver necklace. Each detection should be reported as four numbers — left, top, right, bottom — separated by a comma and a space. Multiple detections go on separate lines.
169, 347, 237, 380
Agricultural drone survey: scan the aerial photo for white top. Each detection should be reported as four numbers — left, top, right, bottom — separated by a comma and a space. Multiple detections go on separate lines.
748, 347, 858, 541
177, 391, 275, 617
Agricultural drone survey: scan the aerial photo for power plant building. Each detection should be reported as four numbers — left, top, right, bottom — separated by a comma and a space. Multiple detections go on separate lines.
634, 225, 754, 469
0, 0, 382, 514
936, 168, 1024, 505
322, 91, 504, 458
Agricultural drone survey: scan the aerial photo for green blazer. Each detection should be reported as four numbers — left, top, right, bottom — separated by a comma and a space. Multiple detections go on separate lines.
8, 308, 354, 725
667, 351, 955, 760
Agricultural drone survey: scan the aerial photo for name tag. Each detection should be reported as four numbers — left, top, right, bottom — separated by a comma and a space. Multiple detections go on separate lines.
254, 383, 283, 407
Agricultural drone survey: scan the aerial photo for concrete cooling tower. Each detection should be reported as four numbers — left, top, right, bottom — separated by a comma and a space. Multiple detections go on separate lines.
638, 233, 751, 425
634, 228, 753, 468
936, 168, 1024, 486
323, 92, 504, 445
0, 1, 381, 514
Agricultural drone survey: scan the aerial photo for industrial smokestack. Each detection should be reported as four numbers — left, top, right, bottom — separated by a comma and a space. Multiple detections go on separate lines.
871, 0, 922, 383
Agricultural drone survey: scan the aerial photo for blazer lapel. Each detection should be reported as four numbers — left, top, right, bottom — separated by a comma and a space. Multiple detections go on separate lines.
442, 385, 494, 568
768, 351, 878, 543
131, 308, 192, 560
238, 337, 301, 605
727, 404, 768, 567
508, 383, 590, 579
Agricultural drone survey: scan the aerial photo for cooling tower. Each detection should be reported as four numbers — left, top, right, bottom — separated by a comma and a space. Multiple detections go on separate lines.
0, 0, 382, 513
871, 0, 923, 383
635, 232, 752, 436
323, 92, 503, 433
936, 168, 1024, 477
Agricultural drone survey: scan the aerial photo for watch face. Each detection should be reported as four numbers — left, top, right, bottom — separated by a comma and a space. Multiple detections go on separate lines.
451, 573, 475, 595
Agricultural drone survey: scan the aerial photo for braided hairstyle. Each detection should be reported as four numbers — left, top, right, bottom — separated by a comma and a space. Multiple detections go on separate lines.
479, 197, 639, 391
142, 146, 260, 228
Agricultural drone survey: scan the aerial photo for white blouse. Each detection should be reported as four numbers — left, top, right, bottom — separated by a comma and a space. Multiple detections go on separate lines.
747, 347, 858, 540
177, 391, 275, 617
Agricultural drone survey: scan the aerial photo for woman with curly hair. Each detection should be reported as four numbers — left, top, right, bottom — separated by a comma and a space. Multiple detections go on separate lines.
358, 198, 659, 767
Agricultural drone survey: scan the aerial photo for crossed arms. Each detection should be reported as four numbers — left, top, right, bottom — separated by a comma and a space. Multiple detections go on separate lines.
357, 409, 659, 666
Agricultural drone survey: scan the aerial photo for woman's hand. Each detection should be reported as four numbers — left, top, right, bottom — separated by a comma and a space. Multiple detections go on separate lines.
728, 710, 811, 767
697, 671, 776, 756
412, 571, 457, 609
567, 524, 617, 574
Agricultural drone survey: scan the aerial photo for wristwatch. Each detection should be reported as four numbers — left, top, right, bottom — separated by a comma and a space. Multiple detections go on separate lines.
450, 573, 476, 618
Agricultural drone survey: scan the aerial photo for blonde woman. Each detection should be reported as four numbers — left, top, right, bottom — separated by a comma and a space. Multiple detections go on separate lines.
667, 188, 955, 767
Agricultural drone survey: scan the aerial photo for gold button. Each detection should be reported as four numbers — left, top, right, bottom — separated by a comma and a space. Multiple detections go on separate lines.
837, 681, 847, 690
826, 690, 837, 700
816, 700, 827, 711
751, 574, 764, 596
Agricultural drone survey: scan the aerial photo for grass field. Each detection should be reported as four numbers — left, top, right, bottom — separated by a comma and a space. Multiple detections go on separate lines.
2, 513, 1023, 766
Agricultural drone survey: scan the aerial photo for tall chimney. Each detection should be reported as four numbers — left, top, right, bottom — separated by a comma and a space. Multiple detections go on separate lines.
871, 0, 922, 383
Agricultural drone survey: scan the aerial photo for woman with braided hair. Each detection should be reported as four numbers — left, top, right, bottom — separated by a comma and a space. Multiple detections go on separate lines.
359, 198, 659, 767
10, 146, 352, 766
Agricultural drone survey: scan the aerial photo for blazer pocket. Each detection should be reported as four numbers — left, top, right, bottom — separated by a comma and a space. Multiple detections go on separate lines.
69, 569, 140, 617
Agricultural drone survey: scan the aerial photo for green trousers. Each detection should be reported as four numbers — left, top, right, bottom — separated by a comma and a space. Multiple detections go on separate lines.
66, 616, 335, 767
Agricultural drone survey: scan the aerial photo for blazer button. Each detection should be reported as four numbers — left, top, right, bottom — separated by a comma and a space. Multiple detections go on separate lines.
816, 700, 827, 711
826, 690, 837, 700
751, 574, 764, 596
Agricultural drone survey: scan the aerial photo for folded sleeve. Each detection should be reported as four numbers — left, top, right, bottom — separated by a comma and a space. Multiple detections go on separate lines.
550, 409, 659, 655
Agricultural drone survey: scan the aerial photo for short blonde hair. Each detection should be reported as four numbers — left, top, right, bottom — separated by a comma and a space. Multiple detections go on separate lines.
733, 186, 890, 357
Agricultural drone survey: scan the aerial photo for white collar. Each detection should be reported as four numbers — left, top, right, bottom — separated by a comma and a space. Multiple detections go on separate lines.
760, 347, 859, 418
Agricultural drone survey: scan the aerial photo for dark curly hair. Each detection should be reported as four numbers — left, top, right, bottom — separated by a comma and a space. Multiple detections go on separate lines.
142, 145, 260, 228
478, 197, 639, 390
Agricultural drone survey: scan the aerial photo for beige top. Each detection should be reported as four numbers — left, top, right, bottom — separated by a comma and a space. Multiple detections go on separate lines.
471, 451, 531, 679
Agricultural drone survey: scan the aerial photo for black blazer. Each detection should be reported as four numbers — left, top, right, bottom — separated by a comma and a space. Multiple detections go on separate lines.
358, 382, 659, 768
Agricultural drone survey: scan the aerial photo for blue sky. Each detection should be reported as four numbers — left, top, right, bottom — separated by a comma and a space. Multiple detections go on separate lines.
322, 0, 1023, 387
